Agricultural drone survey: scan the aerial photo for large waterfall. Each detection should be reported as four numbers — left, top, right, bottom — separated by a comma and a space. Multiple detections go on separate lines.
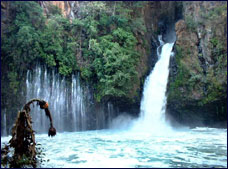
132, 36, 174, 132
25, 65, 117, 134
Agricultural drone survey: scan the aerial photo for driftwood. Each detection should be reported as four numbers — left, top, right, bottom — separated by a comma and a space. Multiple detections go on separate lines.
1, 99, 56, 168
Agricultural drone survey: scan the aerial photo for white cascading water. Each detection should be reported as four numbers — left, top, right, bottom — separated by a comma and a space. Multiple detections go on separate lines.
132, 36, 174, 133
26, 65, 86, 133
2, 111, 7, 136
25, 65, 117, 134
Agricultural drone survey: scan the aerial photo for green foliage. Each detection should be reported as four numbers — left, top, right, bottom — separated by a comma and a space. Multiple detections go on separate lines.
2, 1, 147, 103
86, 28, 139, 101
210, 37, 226, 68
47, 4, 62, 17
131, 17, 147, 33
169, 37, 227, 106
132, 1, 148, 8
210, 38, 219, 46
185, 15, 197, 32
74, 1, 143, 101
175, 45, 184, 59
199, 68, 224, 105
16, 25, 41, 63
8, 72, 20, 94
2, 1, 45, 67
2, 1, 79, 78
10, 1, 45, 30
81, 67, 93, 81
40, 15, 78, 75
1, 1, 46, 111
198, 37, 227, 105
72, 18, 84, 30
212, 4, 227, 17
168, 45, 192, 102
201, 4, 227, 20
16, 155, 33, 167
168, 64, 190, 101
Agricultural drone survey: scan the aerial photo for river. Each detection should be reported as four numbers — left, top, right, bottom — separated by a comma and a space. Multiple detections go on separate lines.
1, 127, 227, 168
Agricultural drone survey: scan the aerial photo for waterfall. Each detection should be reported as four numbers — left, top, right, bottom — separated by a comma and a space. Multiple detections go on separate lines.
2, 111, 7, 136
157, 35, 164, 59
26, 65, 86, 133
25, 65, 117, 134
133, 36, 174, 132
70, 1, 76, 19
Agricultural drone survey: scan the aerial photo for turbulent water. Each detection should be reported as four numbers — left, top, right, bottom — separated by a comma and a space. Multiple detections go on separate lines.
1, 128, 227, 168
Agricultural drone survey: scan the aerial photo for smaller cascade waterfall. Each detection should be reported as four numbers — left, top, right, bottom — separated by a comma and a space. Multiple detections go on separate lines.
2, 111, 7, 136
133, 36, 174, 133
26, 65, 87, 133
71, 74, 86, 131
107, 103, 114, 127
25, 65, 118, 133
70, 1, 76, 19
157, 35, 164, 59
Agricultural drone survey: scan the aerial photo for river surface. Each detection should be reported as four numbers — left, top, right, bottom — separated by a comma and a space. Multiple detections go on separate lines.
1, 127, 227, 168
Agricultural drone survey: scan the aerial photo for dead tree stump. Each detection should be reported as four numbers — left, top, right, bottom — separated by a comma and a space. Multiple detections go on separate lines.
1, 99, 56, 168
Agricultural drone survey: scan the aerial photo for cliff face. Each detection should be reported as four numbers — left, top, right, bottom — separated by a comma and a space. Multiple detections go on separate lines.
167, 1, 227, 127
38, 1, 79, 19
128, 1, 181, 101
1, 1, 10, 36
1, 1, 226, 129
108, 1, 182, 112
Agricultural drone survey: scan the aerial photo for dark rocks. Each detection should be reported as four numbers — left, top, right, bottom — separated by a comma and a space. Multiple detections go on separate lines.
167, 98, 227, 128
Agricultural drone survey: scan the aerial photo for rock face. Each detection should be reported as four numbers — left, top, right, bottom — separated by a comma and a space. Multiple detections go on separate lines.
38, 1, 79, 20
128, 1, 182, 103
1, 1, 10, 36
111, 1, 183, 112
167, 1, 227, 128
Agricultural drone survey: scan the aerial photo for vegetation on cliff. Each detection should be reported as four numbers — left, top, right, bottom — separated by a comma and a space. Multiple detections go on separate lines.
167, 2, 227, 127
1, 1, 147, 104
72, 2, 146, 101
